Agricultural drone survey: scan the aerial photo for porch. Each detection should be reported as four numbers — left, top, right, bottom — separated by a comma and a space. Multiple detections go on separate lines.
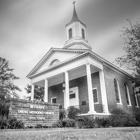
30, 63, 110, 116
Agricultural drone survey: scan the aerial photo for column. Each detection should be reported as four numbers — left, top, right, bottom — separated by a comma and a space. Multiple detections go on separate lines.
31, 84, 34, 101
65, 71, 70, 109
86, 63, 96, 113
44, 79, 48, 102
99, 70, 109, 113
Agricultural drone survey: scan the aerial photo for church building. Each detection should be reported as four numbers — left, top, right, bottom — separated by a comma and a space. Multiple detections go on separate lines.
27, 4, 140, 117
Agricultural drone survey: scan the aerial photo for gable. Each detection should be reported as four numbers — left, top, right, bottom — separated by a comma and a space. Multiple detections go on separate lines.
35, 50, 83, 74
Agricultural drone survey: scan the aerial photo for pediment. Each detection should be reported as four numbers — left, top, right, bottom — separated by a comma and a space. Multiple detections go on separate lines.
27, 48, 87, 77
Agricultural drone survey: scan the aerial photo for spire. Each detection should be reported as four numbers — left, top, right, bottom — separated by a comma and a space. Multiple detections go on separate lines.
71, 1, 80, 22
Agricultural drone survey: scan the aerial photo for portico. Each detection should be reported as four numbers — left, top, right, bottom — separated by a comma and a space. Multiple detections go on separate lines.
30, 54, 109, 115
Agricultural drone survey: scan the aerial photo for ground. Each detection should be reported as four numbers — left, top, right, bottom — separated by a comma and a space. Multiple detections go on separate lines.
0, 127, 140, 140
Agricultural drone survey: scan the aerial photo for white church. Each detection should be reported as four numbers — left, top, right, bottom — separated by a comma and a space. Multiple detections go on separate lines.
27, 3, 140, 117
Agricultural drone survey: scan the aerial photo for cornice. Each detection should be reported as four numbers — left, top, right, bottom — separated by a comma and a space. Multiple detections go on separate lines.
64, 41, 92, 50
27, 48, 87, 78
66, 21, 86, 27
27, 49, 133, 79
27, 51, 89, 78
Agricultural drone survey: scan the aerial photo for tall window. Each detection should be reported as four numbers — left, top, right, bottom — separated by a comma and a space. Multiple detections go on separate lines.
93, 88, 98, 103
82, 29, 85, 39
69, 28, 72, 39
124, 83, 131, 106
132, 87, 139, 107
114, 79, 121, 103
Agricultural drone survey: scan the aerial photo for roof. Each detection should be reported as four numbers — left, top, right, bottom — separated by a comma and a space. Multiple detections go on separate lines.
27, 48, 88, 78
27, 48, 134, 79
66, 3, 86, 27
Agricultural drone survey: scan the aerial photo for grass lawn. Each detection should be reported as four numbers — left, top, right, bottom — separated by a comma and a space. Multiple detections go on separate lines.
0, 127, 140, 140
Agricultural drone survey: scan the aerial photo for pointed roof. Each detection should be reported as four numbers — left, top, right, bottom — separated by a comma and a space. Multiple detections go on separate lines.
66, 2, 86, 27
71, 2, 80, 22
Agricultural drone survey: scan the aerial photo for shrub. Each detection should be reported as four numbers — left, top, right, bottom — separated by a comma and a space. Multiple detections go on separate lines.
35, 124, 43, 128
67, 106, 80, 120
62, 119, 76, 127
0, 117, 24, 129
53, 120, 63, 128
95, 117, 110, 128
135, 113, 140, 126
53, 119, 76, 128
110, 108, 138, 127
0, 102, 9, 118
76, 116, 96, 128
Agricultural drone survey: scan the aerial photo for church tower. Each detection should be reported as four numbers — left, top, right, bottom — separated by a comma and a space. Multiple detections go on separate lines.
64, 2, 92, 50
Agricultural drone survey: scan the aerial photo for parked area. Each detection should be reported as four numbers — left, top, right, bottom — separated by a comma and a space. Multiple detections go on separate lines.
0, 127, 140, 140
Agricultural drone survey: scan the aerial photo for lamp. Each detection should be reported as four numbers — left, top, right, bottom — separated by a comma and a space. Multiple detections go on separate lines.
62, 73, 65, 88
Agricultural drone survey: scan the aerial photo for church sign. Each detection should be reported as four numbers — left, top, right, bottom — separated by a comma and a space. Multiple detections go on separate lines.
8, 98, 59, 127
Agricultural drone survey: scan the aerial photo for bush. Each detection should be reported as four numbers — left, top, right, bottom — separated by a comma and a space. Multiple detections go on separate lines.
76, 117, 96, 128
62, 119, 76, 127
0, 117, 24, 129
67, 106, 80, 120
53, 119, 76, 128
0, 102, 9, 118
110, 108, 138, 127
53, 120, 63, 128
135, 113, 140, 126
95, 117, 111, 128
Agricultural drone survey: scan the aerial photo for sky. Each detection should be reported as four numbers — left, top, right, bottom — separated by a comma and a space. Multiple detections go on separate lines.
0, 0, 140, 98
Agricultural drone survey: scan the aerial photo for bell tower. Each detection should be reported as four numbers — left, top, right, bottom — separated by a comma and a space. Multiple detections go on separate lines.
64, 2, 92, 50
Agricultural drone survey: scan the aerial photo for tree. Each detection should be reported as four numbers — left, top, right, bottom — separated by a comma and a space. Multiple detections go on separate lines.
116, 19, 140, 78
0, 57, 21, 100
115, 19, 140, 94
25, 84, 44, 101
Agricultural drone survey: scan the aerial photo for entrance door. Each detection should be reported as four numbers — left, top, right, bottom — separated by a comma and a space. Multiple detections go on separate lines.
69, 87, 79, 107
63, 87, 79, 108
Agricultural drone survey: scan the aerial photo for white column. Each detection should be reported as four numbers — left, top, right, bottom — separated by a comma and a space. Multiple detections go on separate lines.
44, 79, 48, 102
65, 71, 70, 109
86, 63, 96, 113
99, 70, 109, 113
31, 84, 34, 101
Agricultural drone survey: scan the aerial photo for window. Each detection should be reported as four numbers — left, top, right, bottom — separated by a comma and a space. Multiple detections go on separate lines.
82, 29, 85, 39
114, 79, 121, 103
70, 93, 75, 99
133, 87, 139, 107
51, 97, 57, 103
69, 28, 72, 39
50, 59, 60, 66
124, 83, 131, 106
93, 88, 98, 103
82, 101, 86, 105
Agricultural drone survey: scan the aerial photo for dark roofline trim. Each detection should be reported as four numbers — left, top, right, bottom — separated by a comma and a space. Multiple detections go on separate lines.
28, 51, 133, 79
27, 48, 87, 77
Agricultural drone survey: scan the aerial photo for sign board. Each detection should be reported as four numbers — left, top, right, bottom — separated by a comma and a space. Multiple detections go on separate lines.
8, 98, 59, 127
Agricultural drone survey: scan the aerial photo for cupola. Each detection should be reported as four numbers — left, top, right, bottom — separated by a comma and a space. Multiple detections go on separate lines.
63, 2, 92, 50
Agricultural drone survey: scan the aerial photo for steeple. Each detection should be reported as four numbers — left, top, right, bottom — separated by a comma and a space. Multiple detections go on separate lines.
71, 1, 80, 22
66, 1, 86, 27
64, 2, 92, 50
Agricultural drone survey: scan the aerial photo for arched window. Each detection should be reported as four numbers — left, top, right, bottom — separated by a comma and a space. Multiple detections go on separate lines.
69, 28, 72, 39
82, 29, 85, 39
114, 79, 121, 103
50, 59, 60, 66
124, 83, 131, 106
132, 87, 139, 107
